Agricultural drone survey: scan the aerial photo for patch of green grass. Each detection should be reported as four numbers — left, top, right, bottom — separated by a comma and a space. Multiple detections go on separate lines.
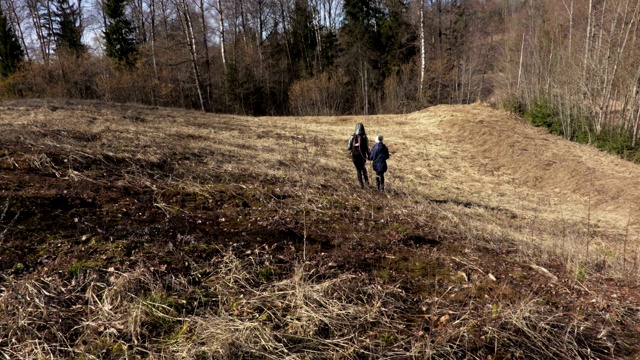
491, 303, 502, 319
321, 195, 344, 208
378, 333, 398, 345
386, 251, 450, 283
81, 338, 128, 359
142, 293, 182, 339
257, 265, 276, 282
13, 262, 25, 273
388, 223, 410, 235
377, 268, 391, 281
165, 323, 190, 343
594, 245, 615, 259
576, 265, 588, 282
536, 297, 548, 306
68, 260, 98, 278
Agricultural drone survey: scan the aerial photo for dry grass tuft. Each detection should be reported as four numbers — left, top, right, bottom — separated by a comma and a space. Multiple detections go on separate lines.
0, 255, 451, 359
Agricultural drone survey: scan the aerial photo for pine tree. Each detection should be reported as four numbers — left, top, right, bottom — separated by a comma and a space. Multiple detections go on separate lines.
342, 0, 379, 45
289, 0, 317, 76
378, 0, 416, 79
341, 0, 382, 114
0, 6, 24, 77
44, 0, 85, 54
103, 0, 138, 66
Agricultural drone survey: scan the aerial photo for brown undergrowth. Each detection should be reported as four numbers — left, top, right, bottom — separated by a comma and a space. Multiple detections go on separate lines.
1, 99, 640, 358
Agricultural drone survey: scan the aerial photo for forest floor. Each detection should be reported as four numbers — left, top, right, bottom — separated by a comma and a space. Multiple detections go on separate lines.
2, 99, 640, 359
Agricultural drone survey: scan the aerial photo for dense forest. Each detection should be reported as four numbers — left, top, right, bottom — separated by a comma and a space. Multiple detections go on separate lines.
3, 0, 640, 155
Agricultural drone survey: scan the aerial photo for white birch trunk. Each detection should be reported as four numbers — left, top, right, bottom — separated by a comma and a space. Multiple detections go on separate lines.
217, 0, 227, 70
178, 0, 206, 111
517, 33, 525, 93
583, 0, 593, 86
419, 0, 425, 99
148, 0, 159, 87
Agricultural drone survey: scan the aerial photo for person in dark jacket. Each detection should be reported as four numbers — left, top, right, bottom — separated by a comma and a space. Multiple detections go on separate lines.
346, 123, 370, 189
369, 135, 390, 192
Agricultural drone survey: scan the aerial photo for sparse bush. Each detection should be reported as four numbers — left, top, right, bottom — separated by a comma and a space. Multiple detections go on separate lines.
9, 53, 102, 99
0, 73, 21, 100
289, 72, 346, 116
565, 119, 640, 161
95, 58, 163, 106
378, 64, 423, 114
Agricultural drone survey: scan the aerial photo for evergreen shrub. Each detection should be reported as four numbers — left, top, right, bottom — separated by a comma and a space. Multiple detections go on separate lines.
524, 100, 563, 136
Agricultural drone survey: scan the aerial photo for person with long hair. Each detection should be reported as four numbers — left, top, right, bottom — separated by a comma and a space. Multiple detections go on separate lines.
346, 123, 370, 189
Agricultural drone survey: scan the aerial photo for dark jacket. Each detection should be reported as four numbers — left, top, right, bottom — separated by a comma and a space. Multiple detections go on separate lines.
347, 123, 370, 160
369, 142, 389, 172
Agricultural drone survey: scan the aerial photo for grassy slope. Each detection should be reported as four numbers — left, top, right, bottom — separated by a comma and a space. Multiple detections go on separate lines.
1, 99, 640, 359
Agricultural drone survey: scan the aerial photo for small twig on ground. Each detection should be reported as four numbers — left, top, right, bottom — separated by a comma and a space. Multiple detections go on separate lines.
451, 256, 486, 275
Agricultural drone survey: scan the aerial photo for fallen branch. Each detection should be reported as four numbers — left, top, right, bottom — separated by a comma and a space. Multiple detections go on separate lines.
529, 264, 558, 281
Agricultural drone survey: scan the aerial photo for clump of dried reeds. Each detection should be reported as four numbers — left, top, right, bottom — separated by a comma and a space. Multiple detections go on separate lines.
0, 254, 422, 358
3, 250, 631, 359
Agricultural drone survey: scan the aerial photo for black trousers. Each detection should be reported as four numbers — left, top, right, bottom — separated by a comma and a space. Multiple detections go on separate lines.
352, 155, 369, 188
375, 170, 385, 191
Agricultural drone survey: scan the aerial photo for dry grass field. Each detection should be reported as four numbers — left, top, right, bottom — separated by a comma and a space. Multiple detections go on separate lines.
1, 99, 640, 359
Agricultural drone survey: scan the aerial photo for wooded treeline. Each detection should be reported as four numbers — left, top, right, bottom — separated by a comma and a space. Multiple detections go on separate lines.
3, 0, 640, 150
0, 0, 506, 115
